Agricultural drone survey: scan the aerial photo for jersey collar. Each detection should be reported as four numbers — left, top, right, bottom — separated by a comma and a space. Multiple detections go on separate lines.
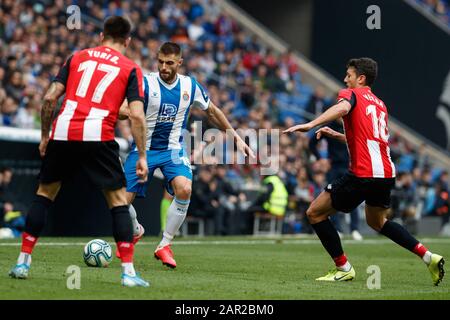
157, 73, 179, 90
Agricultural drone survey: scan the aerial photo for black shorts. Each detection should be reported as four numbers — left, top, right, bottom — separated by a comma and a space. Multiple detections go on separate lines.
324, 173, 395, 213
39, 140, 126, 190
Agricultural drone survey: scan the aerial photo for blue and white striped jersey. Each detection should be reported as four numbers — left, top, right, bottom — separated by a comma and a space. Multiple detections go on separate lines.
137, 72, 210, 150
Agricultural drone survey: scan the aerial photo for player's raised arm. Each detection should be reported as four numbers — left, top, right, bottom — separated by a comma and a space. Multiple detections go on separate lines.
205, 101, 256, 159
283, 100, 351, 134
315, 126, 347, 143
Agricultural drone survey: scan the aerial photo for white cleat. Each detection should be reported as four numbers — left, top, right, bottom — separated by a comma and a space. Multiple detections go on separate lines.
121, 274, 150, 287
9, 264, 30, 279
351, 230, 363, 241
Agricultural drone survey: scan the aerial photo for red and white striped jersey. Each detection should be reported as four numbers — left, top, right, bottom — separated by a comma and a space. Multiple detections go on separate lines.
51, 46, 144, 141
338, 87, 396, 178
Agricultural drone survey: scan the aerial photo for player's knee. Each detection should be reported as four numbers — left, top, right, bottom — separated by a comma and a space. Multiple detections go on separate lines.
103, 189, 128, 208
306, 206, 319, 223
175, 184, 192, 200
367, 218, 384, 232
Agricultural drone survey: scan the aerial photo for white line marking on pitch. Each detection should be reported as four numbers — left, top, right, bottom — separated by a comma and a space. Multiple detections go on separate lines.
0, 238, 449, 246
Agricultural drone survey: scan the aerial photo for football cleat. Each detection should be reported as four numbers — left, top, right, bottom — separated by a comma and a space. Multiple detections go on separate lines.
428, 254, 445, 286
154, 244, 176, 268
8, 264, 30, 279
315, 266, 355, 281
351, 230, 363, 241
116, 224, 145, 259
121, 273, 150, 287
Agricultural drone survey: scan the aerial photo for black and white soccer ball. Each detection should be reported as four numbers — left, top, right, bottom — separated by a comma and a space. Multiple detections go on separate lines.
83, 239, 113, 267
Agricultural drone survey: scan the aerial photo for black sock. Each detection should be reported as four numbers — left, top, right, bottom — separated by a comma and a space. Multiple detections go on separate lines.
24, 195, 53, 237
380, 220, 419, 251
311, 219, 344, 259
111, 205, 133, 243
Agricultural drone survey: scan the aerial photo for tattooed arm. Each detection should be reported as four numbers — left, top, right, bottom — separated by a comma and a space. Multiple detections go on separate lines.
39, 82, 66, 157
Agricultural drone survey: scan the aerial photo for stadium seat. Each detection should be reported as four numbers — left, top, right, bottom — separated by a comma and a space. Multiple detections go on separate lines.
253, 212, 283, 236
181, 216, 205, 237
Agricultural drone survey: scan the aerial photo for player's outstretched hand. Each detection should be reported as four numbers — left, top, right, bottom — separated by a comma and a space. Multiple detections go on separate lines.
136, 157, 148, 183
237, 139, 256, 159
315, 126, 339, 139
39, 137, 49, 158
283, 123, 312, 134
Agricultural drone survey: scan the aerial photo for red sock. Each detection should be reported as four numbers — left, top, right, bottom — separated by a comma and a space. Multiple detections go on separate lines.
117, 242, 134, 263
413, 243, 428, 258
132, 235, 140, 245
21, 232, 38, 254
333, 254, 348, 267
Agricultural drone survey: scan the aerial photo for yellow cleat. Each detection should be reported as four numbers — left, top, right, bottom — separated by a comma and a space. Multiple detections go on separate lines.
315, 266, 355, 281
428, 254, 445, 286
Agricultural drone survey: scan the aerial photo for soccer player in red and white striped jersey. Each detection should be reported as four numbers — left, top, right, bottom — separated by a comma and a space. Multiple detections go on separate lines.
284, 58, 444, 285
9, 16, 150, 287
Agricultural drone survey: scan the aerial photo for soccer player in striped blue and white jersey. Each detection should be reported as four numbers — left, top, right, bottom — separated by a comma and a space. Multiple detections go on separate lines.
118, 42, 255, 268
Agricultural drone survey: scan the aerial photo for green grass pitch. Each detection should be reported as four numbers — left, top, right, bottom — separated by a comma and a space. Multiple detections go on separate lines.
0, 236, 449, 300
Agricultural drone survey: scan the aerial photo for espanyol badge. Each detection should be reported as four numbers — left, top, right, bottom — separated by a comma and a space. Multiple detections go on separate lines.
183, 91, 189, 101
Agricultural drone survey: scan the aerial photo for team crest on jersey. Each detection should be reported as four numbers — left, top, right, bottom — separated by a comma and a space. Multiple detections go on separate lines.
183, 91, 189, 101
151, 91, 158, 98
157, 103, 177, 122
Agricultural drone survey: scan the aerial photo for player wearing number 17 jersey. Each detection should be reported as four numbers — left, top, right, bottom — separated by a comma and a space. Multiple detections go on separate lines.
9, 16, 150, 287
284, 58, 444, 285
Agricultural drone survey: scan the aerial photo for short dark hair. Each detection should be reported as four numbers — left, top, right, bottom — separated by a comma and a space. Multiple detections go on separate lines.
103, 16, 131, 42
159, 42, 182, 57
347, 57, 378, 86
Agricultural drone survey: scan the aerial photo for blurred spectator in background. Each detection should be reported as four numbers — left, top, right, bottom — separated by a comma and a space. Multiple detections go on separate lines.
391, 172, 419, 234
291, 167, 315, 234
243, 174, 288, 234
215, 164, 247, 235
417, 0, 450, 26
188, 166, 223, 235
306, 86, 327, 118
0, 167, 25, 238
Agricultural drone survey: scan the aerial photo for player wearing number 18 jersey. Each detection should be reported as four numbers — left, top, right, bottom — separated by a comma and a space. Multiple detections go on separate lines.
9, 16, 150, 287
284, 58, 444, 285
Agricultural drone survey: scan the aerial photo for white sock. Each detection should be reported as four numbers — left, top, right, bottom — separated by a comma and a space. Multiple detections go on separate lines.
128, 204, 141, 237
158, 197, 189, 248
337, 261, 352, 272
17, 252, 32, 267
121, 263, 136, 277
423, 251, 432, 265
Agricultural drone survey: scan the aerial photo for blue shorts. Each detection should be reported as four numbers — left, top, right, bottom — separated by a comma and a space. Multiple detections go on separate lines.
124, 148, 192, 198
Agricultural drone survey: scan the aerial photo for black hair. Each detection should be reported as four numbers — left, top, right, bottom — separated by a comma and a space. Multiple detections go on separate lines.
103, 16, 131, 42
159, 42, 182, 57
347, 57, 378, 86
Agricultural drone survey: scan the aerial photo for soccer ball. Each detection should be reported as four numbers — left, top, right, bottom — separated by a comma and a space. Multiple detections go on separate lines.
83, 239, 113, 268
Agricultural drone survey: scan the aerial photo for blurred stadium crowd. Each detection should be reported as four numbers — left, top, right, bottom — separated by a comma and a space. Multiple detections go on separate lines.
416, 0, 450, 26
0, 0, 448, 236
